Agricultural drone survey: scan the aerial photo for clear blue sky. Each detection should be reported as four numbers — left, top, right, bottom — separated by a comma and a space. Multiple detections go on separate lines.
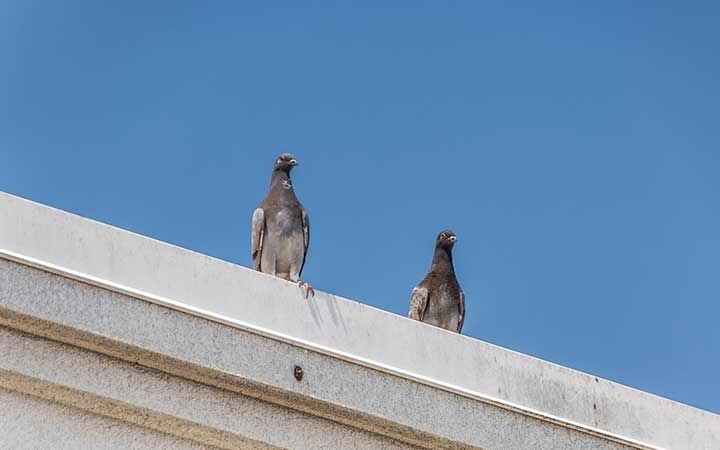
2, 2, 718, 413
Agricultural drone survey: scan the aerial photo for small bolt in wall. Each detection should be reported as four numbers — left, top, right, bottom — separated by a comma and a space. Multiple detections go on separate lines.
294, 365, 304, 382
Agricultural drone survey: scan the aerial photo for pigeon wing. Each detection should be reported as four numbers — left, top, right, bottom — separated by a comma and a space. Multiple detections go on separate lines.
408, 286, 429, 321
298, 204, 310, 276
457, 289, 465, 333
251, 207, 265, 271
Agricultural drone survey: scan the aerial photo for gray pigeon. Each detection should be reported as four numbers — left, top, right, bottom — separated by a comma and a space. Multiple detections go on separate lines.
251, 153, 313, 298
408, 230, 465, 333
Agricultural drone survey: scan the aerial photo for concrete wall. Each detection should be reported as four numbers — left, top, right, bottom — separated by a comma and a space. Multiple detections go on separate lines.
0, 389, 216, 450
1, 191, 718, 450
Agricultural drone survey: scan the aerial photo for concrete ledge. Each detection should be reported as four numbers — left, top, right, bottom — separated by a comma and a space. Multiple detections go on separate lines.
1, 191, 718, 449
0, 325, 415, 450
1, 259, 632, 450
0, 388, 217, 450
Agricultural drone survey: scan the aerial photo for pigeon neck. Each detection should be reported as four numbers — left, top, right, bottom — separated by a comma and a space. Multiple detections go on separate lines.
431, 246, 454, 273
269, 170, 294, 193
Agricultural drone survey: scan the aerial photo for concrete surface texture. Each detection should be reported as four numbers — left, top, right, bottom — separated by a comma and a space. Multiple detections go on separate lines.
0, 389, 216, 450
0, 191, 718, 450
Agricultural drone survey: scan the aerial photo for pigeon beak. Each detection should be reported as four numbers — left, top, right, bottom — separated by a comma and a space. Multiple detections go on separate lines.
290, 159, 298, 166
449, 236, 457, 243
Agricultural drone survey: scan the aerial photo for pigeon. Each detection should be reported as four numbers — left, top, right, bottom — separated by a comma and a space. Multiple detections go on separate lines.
408, 230, 465, 333
251, 153, 314, 298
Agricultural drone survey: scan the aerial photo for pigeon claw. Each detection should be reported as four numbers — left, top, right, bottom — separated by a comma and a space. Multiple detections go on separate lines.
298, 281, 315, 299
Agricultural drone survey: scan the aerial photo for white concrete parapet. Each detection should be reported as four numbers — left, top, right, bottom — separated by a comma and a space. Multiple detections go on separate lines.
0, 191, 718, 450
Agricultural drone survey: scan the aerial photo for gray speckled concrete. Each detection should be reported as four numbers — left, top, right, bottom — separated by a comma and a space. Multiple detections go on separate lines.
0, 326, 413, 450
1, 260, 642, 450
1, 191, 719, 449
0, 388, 218, 450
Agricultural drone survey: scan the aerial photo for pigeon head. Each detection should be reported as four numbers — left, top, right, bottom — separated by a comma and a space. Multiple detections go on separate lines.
273, 153, 299, 173
436, 230, 458, 250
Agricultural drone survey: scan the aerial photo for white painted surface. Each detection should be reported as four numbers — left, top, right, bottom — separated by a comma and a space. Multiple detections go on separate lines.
1, 191, 718, 449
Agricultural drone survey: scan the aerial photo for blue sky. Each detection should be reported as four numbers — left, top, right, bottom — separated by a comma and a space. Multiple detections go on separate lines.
2, 2, 718, 413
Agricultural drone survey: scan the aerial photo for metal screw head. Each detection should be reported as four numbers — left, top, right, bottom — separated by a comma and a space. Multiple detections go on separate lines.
294, 365, 304, 382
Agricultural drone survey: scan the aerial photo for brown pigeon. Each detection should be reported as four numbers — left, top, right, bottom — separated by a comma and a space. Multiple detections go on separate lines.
251, 153, 313, 298
408, 230, 465, 333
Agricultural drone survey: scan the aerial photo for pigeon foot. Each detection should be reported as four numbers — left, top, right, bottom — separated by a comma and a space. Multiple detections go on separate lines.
298, 281, 315, 299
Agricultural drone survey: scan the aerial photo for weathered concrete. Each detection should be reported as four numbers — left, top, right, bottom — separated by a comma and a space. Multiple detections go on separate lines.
0, 388, 216, 450
0, 191, 718, 449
